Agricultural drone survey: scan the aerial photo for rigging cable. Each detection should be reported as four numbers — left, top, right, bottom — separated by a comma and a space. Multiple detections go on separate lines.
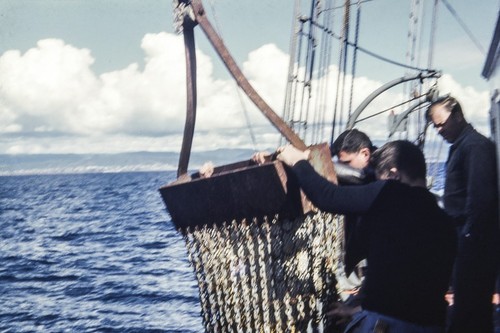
291, 18, 307, 139
312, 0, 335, 144
441, 0, 485, 54
421, 0, 440, 157
292, 18, 308, 139
414, 0, 426, 140
402, 0, 423, 140
236, 89, 258, 151
310, 0, 321, 144
348, 0, 361, 119
207, 0, 258, 150
354, 93, 424, 124
281, 0, 301, 146
300, 0, 321, 141
312, 1, 325, 143
311, 21, 437, 73
321, 0, 373, 12
428, 0, 438, 70
320, 0, 336, 143
339, 0, 351, 133
329, 0, 350, 146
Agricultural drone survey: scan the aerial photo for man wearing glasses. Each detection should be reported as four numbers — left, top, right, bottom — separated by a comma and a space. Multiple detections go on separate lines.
426, 96, 499, 333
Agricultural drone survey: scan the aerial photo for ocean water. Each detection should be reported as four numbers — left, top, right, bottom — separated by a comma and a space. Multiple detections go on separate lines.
0, 165, 448, 332
0, 171, 203, 332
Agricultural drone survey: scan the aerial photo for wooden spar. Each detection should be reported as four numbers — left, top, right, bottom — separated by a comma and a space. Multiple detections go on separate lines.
345, 71, 441, 130
161, 1, 337, 228
178, 24, 197, 178
189, 0, 307, 151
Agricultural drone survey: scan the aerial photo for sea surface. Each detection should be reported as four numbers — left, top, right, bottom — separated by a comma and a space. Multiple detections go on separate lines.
0, 166, 448, 332
0, 171, 202, 332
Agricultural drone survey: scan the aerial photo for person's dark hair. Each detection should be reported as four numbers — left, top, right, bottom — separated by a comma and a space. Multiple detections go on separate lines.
370, 140, 426, 181
331, 129, 374, 156
425, 95, 462, 123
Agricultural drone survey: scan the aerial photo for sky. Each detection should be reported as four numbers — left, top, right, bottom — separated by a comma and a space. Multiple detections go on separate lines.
0, 0, 499, 157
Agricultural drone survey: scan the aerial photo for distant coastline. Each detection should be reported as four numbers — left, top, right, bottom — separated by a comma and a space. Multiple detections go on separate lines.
0, 149, 258, 176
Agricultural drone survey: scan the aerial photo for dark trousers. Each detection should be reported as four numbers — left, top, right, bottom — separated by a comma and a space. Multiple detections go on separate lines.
448, 228, 499, 333
345, 311, 444, 333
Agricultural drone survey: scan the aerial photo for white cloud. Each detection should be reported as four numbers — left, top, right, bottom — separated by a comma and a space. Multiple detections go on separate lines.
243, 43, 289, 113
430, 36, 485, 70
0, 32, 493, 155
0, 33, 292, 154
0, 39, 98, 134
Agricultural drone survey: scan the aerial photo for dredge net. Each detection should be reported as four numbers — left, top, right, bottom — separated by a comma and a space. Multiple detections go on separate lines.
182, 211, 344, 333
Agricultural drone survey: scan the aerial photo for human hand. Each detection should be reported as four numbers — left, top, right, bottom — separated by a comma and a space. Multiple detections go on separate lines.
251, 151, 271, 165
276, 145, 310, 166
199, 161, 214, 178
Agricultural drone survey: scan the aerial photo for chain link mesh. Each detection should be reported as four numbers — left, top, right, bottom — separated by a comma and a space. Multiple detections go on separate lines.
183, 211, 344, 332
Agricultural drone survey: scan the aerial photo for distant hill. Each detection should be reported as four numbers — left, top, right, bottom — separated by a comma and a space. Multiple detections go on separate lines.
0, 149, 260, 176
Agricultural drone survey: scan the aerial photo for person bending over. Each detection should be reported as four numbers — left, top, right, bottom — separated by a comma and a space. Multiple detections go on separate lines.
276, 140, 456, 333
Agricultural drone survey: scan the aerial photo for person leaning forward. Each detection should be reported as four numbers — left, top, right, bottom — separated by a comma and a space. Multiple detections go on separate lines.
276, 140, 457, 333
331, 129, 376, 185
328, 129, 376, 328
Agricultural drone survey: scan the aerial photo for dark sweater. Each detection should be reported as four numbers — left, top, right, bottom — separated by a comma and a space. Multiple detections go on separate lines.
444, 124, 499, 333
444, 124, 499, 234
292, 160, 456, 326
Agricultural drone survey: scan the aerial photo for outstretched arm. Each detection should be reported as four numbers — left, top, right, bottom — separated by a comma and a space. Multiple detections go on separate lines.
277, 145, 384, 214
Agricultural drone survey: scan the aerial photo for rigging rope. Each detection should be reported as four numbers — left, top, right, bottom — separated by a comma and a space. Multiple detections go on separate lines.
348, 0, 361, 119
312, 0, 334, 144
441, 0, 486, 54
420, 3, 441, 161
295, 24, 308, 140
311, 21, 437, 73
354, 93, 424, 124
299, 0, 320, 141
406, 0, 422, 72
321, 0, 373, 12
284, 0, 338, 146
428, 0, 438, 70
330, 0, 351, 146
282, 0, 302, 146
413, 0, 426, 140
207, 0, 258, 150
319, 0, 335, 143
403, 0, 424, 140
287, 10, 307, 145
339, 1, 351, 134
236, 89, 258, 152
208, 0, 223, 41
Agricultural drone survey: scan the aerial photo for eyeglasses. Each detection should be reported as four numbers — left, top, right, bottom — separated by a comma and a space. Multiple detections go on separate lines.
432, 111, 452, 129
430, 96, 457, 129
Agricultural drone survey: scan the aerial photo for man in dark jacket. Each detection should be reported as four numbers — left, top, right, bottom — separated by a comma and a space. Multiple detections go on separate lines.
329, 129, 376, 325
426, 96, 499, 333
276, 140, 457, 332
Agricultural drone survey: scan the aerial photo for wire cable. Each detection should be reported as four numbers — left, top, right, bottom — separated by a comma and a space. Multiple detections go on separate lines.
311, 20, 437, 72
441, 0, 485, 54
